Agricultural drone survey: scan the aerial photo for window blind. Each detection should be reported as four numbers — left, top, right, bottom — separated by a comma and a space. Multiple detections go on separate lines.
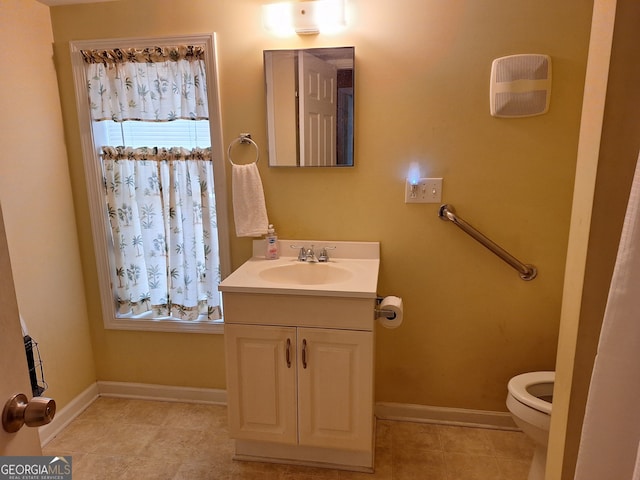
100, 119, 211, 149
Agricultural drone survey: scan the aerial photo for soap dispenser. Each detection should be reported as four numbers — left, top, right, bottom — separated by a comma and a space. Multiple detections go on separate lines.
265, 224, 279, 259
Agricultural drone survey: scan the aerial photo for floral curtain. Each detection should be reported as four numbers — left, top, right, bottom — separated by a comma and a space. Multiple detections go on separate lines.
82, 46, 209, 122
102, 146, 221, 321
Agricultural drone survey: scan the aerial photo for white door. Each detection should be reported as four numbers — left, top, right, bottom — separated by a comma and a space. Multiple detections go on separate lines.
0, 205, 42, 455
225, 324, 298, 444
298, 51, 337, 166
297, 328, 374, 451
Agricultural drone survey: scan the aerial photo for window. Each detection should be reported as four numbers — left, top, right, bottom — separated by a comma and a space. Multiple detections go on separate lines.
71, 35, 230, 334
98, 119, 211, 149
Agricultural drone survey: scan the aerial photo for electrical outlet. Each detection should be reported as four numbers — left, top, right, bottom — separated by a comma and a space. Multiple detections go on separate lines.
405, 178, 443, 203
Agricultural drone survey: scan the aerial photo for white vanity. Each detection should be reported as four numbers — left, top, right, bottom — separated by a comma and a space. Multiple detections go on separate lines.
219, 240, 380, 472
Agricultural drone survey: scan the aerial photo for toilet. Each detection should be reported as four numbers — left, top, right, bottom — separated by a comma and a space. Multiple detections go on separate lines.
506, 371, 554, 480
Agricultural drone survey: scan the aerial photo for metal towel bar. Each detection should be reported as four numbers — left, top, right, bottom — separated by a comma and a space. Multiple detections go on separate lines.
438, 204, 537, 281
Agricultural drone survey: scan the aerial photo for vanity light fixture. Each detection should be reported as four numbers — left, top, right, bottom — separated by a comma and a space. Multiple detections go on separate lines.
262, 0, 346, 36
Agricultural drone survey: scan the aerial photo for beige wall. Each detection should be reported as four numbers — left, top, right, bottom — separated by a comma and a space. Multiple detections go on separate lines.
48, 0, 593, 411
0, 0, 96, 408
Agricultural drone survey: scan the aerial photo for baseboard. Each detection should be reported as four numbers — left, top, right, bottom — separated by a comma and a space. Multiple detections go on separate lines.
96, 381, 227, 405
38, 381, 516, 449
38, 382, 99, 447
96, 385, 516, 431
38, 382, 225, 447
374, 402, 518, 430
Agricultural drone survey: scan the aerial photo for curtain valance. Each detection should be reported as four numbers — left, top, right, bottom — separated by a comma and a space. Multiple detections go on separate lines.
81, 45, 205, 65
101, 146, 212, 161
85, 45, 209, 122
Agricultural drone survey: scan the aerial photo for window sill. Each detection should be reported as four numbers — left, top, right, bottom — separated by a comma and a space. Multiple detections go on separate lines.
104, 316, 224, 334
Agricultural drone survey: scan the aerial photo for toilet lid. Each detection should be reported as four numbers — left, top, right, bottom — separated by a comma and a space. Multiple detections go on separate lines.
508, 371, 554, 415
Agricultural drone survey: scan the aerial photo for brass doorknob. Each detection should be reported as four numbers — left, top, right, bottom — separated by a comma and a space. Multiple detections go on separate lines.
2, 393, 56, 433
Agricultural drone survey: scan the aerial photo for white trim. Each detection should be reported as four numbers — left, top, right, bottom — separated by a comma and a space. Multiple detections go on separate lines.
68, 34, 231, 336
38, 381, 226, 447
38, 383, 99, 447
374, 402, 519, 431
37, 382, 517, 449
234, 439, 373, 472
102, 318, 224, 335
97, 381, 227, 405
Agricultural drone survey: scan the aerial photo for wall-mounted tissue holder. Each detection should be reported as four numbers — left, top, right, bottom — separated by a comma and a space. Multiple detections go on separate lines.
375, 296, 404, 329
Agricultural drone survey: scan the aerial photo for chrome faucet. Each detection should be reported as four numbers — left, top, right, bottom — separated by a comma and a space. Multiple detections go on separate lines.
290, 244, 336, 262
291, 244, 317, 262
304, 245, 318, 263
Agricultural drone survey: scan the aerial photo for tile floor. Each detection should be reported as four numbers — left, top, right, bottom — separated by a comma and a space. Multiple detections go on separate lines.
43, 397, 534, 480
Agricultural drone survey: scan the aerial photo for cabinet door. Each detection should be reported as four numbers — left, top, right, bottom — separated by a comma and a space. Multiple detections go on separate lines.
225, 324, 297, 444
297, 328, 374, 451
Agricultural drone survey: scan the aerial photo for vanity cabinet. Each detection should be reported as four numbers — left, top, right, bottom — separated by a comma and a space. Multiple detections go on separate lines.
222, 292, 376, 472
225, 323, 373, 451
225, 324, 297, 445
297, 327, 373, 451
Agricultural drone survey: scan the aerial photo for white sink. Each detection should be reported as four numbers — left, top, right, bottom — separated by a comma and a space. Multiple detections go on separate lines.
218, 240, 380, 298
258, 262, 353, 285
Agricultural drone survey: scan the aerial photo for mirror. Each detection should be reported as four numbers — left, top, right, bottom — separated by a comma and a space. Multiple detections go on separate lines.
264, 47, 354, 167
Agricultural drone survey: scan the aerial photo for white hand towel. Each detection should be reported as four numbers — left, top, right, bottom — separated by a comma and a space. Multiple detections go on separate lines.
232, 163, 269, 237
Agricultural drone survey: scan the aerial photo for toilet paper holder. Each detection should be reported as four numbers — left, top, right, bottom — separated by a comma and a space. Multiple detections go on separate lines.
375, 296, 397, 320
2, 393, 56, 433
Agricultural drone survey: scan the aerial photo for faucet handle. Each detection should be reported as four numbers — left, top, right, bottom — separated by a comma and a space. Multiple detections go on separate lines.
290, 244, 307, 261
318, 246, 336, 262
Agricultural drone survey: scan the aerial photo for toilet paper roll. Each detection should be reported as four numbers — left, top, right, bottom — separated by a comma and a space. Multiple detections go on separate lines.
377, 296, 403, 329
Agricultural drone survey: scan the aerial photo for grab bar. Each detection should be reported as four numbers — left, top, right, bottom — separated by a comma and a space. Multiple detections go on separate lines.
438, 204, 537, 281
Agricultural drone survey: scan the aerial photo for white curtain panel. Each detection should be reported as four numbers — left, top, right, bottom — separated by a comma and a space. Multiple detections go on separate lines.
574, 153, 640, 479
102, 146, 221, 321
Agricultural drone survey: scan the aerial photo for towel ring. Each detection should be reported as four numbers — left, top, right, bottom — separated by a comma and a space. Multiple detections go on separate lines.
227, 133, 259, 166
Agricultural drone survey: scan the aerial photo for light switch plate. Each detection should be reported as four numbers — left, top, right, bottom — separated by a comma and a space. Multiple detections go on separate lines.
405, 178, 443, 203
